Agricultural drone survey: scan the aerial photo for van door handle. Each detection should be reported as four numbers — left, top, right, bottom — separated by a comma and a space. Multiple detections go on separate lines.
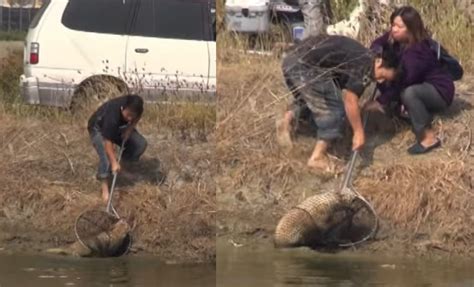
135, 48, 149, 53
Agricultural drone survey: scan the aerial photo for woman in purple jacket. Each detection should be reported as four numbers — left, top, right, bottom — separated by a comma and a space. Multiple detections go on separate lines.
364, 6, 455, 155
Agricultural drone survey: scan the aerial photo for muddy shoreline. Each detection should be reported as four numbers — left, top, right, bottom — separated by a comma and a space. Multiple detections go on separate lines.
0, 43, 216, 264
0, 116, 216, 264
217, 211, 473, 261
217, 54, 474, 259
217, 172, 474, 260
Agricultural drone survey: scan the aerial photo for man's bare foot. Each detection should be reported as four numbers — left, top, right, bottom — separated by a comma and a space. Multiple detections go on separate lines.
276, 118, 293, 149
102, 191, 109, 204
307, 155, 330, 171
307, 155, 344, 174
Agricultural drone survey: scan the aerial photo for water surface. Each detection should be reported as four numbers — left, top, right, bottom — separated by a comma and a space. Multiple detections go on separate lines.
217, 240, 474, 287
0, 253, 215, 287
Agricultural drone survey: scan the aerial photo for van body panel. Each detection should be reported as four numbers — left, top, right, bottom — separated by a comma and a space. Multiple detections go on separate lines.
20, 0, 216, 107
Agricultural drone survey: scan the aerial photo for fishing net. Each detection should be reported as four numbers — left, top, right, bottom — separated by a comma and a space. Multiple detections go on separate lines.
327, 192, 379, 247
74, 209, 132, 257
274, 187, 379, 249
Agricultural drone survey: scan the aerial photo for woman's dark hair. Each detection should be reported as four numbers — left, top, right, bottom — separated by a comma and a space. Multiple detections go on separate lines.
377, 43, 400, 70
390, 6, 430, 44
124, 94, 144, 117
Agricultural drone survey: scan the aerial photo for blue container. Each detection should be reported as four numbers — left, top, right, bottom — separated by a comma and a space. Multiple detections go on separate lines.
292, 26, 304, 42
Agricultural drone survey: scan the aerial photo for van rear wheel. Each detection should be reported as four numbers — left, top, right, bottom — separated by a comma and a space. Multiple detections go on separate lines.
70, 76, 129, 116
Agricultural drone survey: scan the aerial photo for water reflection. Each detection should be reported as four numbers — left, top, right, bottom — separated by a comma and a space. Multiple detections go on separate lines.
0, 253, 215, 287
217, 240, 474, 287
108, 260, 130, 285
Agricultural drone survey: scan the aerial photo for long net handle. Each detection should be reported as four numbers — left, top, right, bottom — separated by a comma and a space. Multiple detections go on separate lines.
340, 85, 377, 190
338, 85, 380, 247
106, 141, 126, 216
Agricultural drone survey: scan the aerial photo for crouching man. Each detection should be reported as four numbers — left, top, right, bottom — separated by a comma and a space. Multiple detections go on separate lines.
277, 35, 399, 172
88, 94, 147, 202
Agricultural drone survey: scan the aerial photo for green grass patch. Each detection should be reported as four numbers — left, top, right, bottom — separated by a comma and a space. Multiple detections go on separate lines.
0, 31, 27, 41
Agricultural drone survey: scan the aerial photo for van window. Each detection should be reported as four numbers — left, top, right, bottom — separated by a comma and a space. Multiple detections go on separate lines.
130, 0, 212, 41
61, 0, 134, 35
29, 0, 51, 29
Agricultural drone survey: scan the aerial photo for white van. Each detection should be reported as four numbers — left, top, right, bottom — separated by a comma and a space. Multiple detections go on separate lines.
20, 0, 216, 108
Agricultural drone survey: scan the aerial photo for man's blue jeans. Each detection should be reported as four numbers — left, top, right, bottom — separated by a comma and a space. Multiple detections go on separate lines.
90, 128, 147, 180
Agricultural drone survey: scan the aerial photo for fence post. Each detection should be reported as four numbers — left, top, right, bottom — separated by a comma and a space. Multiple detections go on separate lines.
20, 4, 23, 31
28, 3, 31, 25
8, 5, 11, 32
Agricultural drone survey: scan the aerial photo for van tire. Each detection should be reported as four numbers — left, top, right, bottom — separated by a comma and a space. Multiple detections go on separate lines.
70, 76, 129, 116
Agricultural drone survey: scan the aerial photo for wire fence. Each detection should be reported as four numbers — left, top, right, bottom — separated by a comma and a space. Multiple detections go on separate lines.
0, 6, 39, 32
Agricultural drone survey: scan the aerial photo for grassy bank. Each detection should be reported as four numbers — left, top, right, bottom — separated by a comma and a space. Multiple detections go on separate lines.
0, 46, 216, 263
216, 0, 474, 257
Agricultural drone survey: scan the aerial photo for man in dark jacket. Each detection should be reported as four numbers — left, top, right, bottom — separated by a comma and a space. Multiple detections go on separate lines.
277, 35, 399, 172
88, 94, 147, 202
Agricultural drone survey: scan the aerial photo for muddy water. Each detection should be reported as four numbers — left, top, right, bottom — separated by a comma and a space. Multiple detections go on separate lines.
0, 254, 215, 287
217, 240, 474, 287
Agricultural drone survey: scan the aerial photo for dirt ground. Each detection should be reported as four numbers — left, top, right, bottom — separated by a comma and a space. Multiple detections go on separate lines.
0, 43, 216, 264
216, 52, 474, 259
0, 115, 216, 263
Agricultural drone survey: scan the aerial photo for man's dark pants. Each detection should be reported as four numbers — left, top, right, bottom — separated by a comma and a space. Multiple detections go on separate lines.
90, 127, 147, 180
282, 58, 346, 141
400, 83, 448, 140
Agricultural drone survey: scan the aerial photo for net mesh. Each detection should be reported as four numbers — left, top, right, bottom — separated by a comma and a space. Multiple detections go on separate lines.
328, 196, 378, 247
75, 209, 131, 257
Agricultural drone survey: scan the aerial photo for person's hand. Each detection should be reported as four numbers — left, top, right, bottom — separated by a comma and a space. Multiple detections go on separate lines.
400, 104, 409, 118
111, 161, 121, 174
363, 100, 385, 113
352, 129, 365, 151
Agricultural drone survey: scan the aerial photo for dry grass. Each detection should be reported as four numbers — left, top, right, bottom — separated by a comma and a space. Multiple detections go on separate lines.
217, 1, 474, 255
0, 41, 22, 59
357, 160, 472, 235
218, 62, 474, 255
0, 108, 216, 262
0, 45, 216, 263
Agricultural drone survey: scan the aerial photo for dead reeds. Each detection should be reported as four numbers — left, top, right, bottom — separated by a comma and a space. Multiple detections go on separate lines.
217, 0, 474, 255
0, 45, 216, 263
